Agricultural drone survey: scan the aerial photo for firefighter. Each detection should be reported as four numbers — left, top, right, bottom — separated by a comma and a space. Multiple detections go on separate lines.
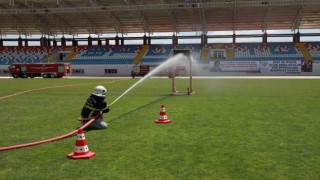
80, 85, 110, 130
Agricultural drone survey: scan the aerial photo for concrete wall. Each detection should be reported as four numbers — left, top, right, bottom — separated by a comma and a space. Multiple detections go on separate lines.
71, 64, 134, 76
1, 62, 320, 77
0, 64, 134, 77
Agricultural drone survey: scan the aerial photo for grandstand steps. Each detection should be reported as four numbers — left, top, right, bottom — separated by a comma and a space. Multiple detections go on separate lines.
213, 44, 223, 49
200, 49, 209, 60
43, 51, 57, 62
65, 51, 79, 60
132, 45, 150, 64
42, 55, 50, 62
226, 49, 235, 59
296, 43, 313, 61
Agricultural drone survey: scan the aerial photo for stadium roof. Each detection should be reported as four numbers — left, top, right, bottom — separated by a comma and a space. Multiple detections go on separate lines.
0, 0, 319, 36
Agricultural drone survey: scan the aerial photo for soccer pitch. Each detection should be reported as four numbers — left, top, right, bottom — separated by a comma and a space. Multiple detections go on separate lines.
1, 77, 320, 179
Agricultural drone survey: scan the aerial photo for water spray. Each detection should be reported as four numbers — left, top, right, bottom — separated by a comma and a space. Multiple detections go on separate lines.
108, 54, 187, 106
0, 54, 190, 151
109, 77, 145, 106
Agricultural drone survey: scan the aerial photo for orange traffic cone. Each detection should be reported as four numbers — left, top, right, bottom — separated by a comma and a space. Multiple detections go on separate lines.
155, 104, 172, 123
67, 128, 96, 159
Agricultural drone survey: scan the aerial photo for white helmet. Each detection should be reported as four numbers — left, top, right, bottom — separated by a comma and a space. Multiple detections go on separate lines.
92, 85, 107, 97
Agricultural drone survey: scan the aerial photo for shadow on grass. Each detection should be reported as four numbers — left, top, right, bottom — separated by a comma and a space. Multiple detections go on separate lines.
79, 94, 170, 133
1, 95, 169, 150
107, 94, 170, 124
0, 95, 169, 150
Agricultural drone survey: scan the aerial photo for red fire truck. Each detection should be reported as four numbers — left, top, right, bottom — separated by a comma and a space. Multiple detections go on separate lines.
9, 63, 71, 78
132, 64, 150, 76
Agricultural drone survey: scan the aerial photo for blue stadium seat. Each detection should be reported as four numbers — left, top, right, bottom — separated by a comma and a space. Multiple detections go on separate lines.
1, 42, 319, 65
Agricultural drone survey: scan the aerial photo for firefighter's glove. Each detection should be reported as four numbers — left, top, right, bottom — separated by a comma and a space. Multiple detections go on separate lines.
102, 107, 110, 113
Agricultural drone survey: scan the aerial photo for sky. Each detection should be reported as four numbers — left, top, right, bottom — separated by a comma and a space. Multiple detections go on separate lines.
2, 29, 320, 46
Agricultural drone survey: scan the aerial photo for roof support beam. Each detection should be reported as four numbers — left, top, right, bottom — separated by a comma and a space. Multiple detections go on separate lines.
123, 0, 152, 34
170, 11, 179, 34
10, 15, 30, 35
0, 29, 6, 36
35, 2, 69, 36
3, 1, 319, 14
10, 1, 54, 35
186, 7, 197, 32
50, 14, 75, 36
80, 12, 102, 35
0, 0, 319, 35
122, 0, 131, 5
56, 0, 62, 6
9, 0, 14, 6
232, 2, 237, 31
200, 8, 208, 34
63, 0, 101, 35
32, 15, 55, 35
107, 12, 127, 35
139, 11, 152, 34
0, 4, 30, 36
23, 0, 33, 8
162, 0, 179, 34
262, 6, 272, 32
291, 6, 304, 32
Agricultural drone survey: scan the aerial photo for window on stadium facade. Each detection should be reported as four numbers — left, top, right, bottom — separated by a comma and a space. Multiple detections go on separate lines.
105, 69, 117, 74
72, 69, 84, 74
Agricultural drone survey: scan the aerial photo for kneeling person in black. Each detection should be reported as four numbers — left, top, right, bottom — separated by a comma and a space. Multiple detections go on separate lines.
81, 85, 110, 130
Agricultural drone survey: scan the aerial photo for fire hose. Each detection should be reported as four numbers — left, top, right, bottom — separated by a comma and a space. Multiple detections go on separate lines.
0, 79, 132, 151
0, 116, 98, 151
1, 94, 121, 151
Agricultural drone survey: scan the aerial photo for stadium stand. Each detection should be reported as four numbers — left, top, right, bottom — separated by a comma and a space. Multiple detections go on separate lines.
218, 43, 304, 60
1, 42, 319, 65
305, 42, 320, 60
0, 46, 69, 65
62, 46, 89, 60
71, 45, 115, 64
140, 44, 173, 63
70, 45, 143, 64
140, 44, 201, 63
83, 46, 112, 56
108, 45, 142, 59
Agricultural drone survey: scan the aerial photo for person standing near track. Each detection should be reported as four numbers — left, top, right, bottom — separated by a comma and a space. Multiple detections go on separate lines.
80, 85, 110, 130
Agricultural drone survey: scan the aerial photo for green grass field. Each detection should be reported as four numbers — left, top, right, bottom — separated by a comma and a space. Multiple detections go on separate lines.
1, 77, 320, 179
